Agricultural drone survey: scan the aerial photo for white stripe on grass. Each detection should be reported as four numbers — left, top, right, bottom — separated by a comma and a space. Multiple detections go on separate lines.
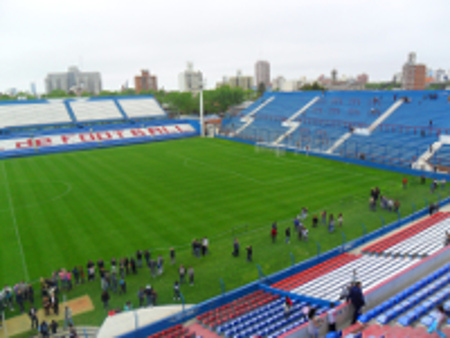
2, 161, 30, 281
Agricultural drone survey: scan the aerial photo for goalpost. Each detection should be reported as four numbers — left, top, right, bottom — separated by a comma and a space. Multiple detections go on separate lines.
255, 142, 286, 157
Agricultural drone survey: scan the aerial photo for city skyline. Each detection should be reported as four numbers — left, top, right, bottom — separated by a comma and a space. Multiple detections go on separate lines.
1, 0, 450, 93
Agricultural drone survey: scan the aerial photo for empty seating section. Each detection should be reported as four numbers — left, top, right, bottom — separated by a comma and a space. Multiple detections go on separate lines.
336, 92, 450, 165
358, 263, 450, 327
432, 145, 450, 167
216, 297, 327, 338
70, 100, 123, 121
147, 324, 187, 338
0, 102, 71, 128
196, 290, 278, 329
290, 255, 420, 301
302, 92, 393, 126
221, 90, 450, 168
362, 212, 450, 255
382, 217, 450, 257
118, 98, 166, 118
272, 253, 359, 291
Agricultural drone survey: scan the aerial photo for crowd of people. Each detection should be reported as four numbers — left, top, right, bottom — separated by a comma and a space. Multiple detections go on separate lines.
0, 243, 207, 336
368, 186, 401, 213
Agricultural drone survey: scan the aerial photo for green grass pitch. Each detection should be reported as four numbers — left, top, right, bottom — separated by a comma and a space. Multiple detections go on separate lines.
0, 137, 444, 328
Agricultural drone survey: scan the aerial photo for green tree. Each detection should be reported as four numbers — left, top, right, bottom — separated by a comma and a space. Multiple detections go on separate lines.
43, 89, 73, 98
300, 82, 325, 91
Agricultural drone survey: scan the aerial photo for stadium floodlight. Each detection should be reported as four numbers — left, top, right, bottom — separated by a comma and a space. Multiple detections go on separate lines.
199, 79, 207, 137
200, 85, 204, 137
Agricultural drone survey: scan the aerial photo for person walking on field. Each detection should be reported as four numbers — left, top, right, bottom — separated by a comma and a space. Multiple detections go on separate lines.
101, 290, 110, 309
188, 266, 194, 286
271, 222, 278, 243
285, 227, 291, 244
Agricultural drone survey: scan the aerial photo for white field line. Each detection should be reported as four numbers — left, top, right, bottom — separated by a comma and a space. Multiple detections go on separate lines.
2, 161, 30, 281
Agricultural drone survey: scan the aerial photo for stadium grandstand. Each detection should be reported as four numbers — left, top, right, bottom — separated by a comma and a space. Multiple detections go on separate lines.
1, 91, 450, 338
221, 90, 450, 172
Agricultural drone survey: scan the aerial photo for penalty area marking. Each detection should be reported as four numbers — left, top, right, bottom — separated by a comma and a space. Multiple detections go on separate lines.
1, 161, 30, 281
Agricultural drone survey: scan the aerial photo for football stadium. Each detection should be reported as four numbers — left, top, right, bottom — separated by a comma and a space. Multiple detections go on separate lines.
0, 91, 449, 337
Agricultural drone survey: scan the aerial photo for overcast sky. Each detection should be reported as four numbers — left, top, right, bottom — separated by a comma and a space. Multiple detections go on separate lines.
1, 0, 449, 93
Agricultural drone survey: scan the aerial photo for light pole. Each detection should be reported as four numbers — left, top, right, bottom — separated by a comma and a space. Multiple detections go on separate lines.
199, 85, 204, 137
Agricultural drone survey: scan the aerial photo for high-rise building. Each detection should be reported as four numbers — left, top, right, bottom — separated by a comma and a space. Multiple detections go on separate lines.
45, 66, 102, 95
402, 53, 426, 90
228, 70, 254, 90
255, 60, 270, 88
356, 73, 369, 85
178, 62, 203, 94
434, 69, 447, 83
134, 70, 158, 93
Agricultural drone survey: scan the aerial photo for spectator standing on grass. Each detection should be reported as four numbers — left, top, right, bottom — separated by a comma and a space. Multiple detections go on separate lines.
312, 215, 318, 228
87, 261, 95, 281
285, 227, 291, 244
192, 239, 200, 257
173, 281, 180, 301
101, 290, 110, 309
179, 265, 186, 284
51, 294, 59, 315
294, 216, 300, 232
136, 250, 143, 268
119, 276, 126, 294
157, 255, 164, 275
28, 283, 34, 304
72, 266, 79, 285
170, 248, 175, 265
202, 237, 209, 256
124, 301, 132, 311
232, 238, 240, 257
271, 222, 278, 243
144, 285, 152, 306
79, 266, 85, 283
402, 177, 408, 189
40, 320, 49, 337
394, 200, 400, 212
321, 211, 327, 226
124, 257, 130, 275
137, 287, 144, 307
369, 197, 376, 211
246, 245, 253, 262
111, 271, 118, 293
65, 305, 74, 327
50, 320, 58, 334
29, 306, 39, 330
151, 289, 158, 306
338, 213, 343, 227
130, 257, 137, 275
149, 259, 157, 278
188, 266, 195, 286
328, 214, 335, 233
97, 259, 104, 278
302, 227, 309, 241
301, 207, 308, 220
144, 250, 150, 266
